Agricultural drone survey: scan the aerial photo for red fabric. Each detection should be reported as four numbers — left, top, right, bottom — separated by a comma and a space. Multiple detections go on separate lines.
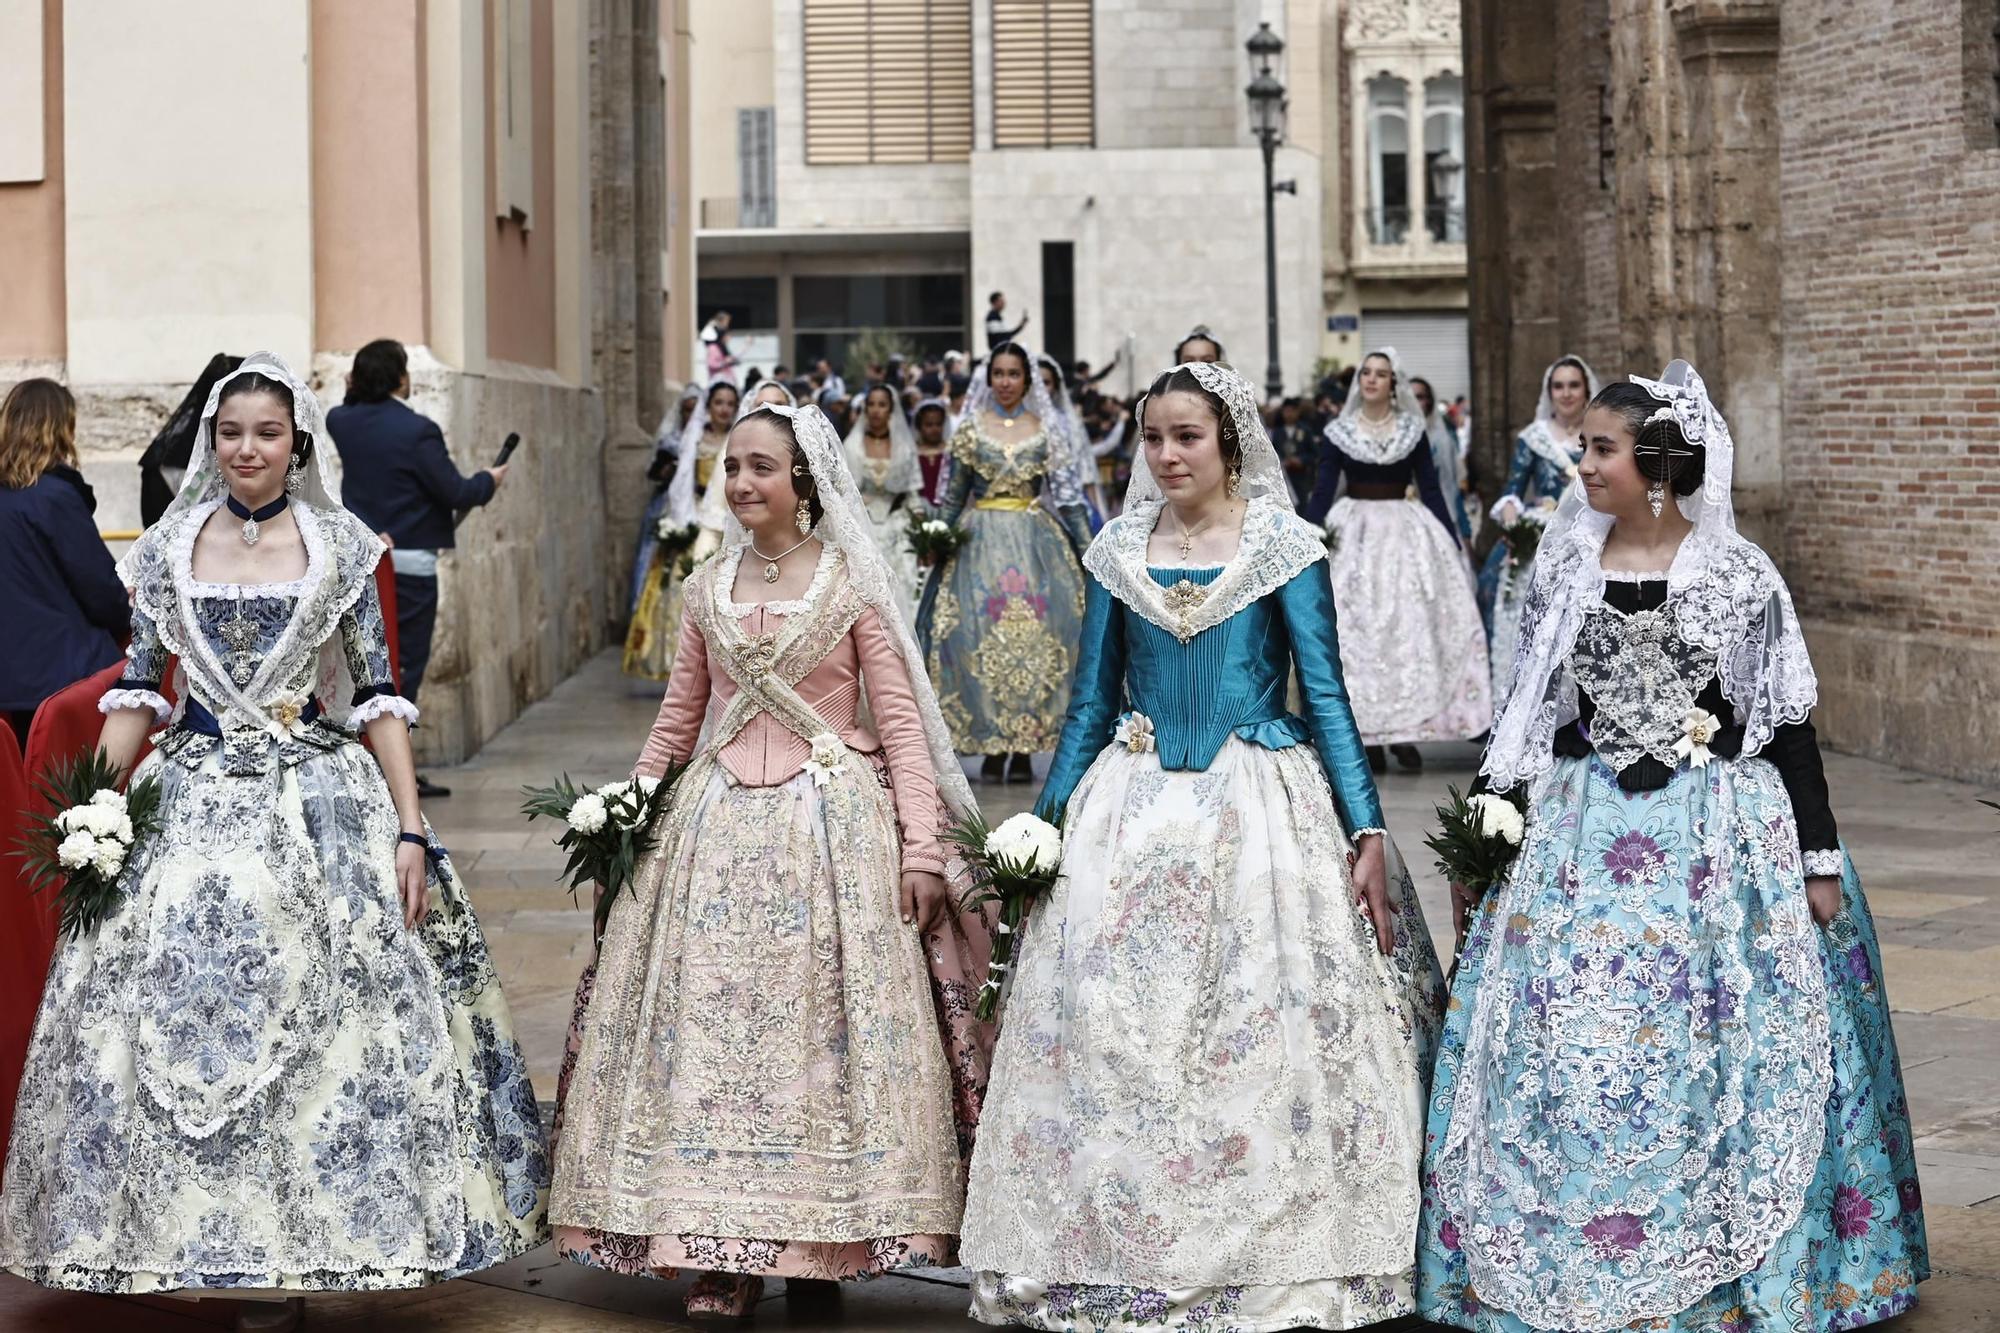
376, 553, 401, 694
0, 723, 46, 1183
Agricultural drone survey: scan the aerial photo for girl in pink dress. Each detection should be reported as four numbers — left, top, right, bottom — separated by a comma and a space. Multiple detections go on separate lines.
550, 403, 993, 1319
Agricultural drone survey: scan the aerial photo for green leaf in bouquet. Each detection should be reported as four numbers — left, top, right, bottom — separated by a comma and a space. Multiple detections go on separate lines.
13, 745, 165, 941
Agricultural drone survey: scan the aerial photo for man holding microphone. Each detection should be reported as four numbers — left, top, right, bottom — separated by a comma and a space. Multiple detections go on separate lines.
327, 338, 507, 798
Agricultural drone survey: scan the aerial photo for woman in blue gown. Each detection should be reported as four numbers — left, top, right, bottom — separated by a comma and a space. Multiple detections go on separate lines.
961, 361, 1444, 1331
1417, 361, 1927, 1333
1475, 355, 1597, 700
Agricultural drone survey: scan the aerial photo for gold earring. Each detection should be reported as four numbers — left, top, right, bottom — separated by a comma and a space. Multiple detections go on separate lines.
1226, 467, 1243, 498
795, 496, 813, 535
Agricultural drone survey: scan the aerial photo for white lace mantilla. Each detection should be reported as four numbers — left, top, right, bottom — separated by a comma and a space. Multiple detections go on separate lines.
1518, 418, 1582, 472
1083, 499, 1327, 642
1482, 533, 1817, 790
1324, 411, 1427, 466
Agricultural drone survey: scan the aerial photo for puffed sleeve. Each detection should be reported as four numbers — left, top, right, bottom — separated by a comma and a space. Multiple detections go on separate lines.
1276, 563, 1386, 837
340, 569, 416, 726
102, 600, 172, 723
632, 609, 711, 778
938, 422, 981, 528
853, 608, 946, 875
1033, 573, 1126, 823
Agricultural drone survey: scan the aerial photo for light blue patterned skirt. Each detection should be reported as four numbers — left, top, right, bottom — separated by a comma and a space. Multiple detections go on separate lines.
1416, 753, 1928, 1332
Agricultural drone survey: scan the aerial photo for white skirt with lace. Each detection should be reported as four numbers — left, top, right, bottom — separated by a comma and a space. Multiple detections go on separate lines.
961, 737, 1444, 1331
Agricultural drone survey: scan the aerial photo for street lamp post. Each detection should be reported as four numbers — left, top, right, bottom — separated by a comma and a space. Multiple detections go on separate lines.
1245, 23, 1288, 403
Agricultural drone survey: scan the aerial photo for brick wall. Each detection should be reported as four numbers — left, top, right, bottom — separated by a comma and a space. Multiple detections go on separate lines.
1777, 0, 2000, 780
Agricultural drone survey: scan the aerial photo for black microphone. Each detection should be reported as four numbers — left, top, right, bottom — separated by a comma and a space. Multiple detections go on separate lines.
455, 433, 521, 528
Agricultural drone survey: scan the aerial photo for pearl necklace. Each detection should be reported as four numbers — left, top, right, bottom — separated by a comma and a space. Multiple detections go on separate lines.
749, 534, 815, 583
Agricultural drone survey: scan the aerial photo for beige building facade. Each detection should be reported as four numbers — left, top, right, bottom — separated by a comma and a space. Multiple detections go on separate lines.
685, 0, 1465, 400
0, 0, 692, 763
1463, 0, 2000, 784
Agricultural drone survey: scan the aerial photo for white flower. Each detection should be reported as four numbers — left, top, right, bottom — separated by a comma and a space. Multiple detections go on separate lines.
1113, 712, 1157, 755
1467, 793, 1525, 847
266, 689, 313, 740
635, 776, 662, 797
987, 813, 1063, 873
595, 780, 634, 799
802, 733, 847, 789
61, 804, 124, 839
57, 831, 100, 870
923, 519, 950, 535
566, 793, 610, 834
89, 788, 126, 809
1675, 708, 1721, 769
90, 840, 126, 880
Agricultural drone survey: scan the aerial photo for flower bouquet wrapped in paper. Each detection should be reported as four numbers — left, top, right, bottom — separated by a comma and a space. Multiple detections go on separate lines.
15, 748, 163, 940
947, 810, 1063, 1020
522, 765, 684, 937
906, 513, 968, 566
1424, 784, 1528, 901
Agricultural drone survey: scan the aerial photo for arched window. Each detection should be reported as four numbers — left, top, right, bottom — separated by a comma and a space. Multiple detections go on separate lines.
1366, 75, 1410, 245
1423, 73, 1464, 242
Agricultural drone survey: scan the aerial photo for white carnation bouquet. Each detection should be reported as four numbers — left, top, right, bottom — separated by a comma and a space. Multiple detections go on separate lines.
653, 518, 702, 578
1424, 784, 1529, 902
15, 748, 163, 940
522, 764, 685, 937
906, 513, 968, 565
947, 810, 1064, 1021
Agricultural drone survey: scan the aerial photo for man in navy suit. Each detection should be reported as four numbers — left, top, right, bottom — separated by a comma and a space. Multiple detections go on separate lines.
326, 338, 507, 797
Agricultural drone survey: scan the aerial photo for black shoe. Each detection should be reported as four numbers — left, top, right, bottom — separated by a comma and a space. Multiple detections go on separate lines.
981, 755, 1006, 783
1007, 753, 1034, 784
416, 774, 453, 799
1391, 744, 1423, 772
1366, 746, 1387, 775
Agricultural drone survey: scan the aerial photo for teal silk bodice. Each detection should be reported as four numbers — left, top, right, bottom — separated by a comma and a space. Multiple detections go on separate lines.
1036, 563, 1386, 836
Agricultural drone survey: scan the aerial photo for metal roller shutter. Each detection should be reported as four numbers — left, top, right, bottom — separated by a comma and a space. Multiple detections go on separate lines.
1359, 310, 1469, 403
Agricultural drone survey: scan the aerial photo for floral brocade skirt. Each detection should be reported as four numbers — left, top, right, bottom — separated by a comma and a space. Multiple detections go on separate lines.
623, 526, 721, 682
548, 755, 992, 1281
962, 738, 1446, 1331
917, 503, 1085, 756
1417, 753, 1928, 1332
1326, 497, 1490, 746
0, 740, 551, 1292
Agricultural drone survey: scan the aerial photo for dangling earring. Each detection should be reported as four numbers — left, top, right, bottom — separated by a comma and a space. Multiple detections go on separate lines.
1647, 480, 1665, 519
1226, 467, 1243, 498
795, 495, 813, 535
285, 457, 305, 495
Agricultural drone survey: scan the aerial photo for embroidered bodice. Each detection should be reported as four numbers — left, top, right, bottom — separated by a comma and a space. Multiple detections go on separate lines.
631, 545, 946, 874
1041, 503, 1385, 837
937, 416, 1091, 551
110, 500, 408, 775
1499, 420, 1581, 513
1304, 416, 1455, 534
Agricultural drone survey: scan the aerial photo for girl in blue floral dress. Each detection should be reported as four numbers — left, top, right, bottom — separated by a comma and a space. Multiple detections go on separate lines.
0, 355, 549, 1298
1417, 361, 1926, 1333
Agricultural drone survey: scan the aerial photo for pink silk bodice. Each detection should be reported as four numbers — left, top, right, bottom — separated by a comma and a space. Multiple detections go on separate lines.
633, 585, 946, 876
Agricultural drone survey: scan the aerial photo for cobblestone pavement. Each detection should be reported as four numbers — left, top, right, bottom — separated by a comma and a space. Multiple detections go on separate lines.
5, 649, 1995, 1330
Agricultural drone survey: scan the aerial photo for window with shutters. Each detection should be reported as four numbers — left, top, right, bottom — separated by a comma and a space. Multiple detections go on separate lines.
991, 0, 1093, 149
803, 0, 973, 165
739, 108, 776, 227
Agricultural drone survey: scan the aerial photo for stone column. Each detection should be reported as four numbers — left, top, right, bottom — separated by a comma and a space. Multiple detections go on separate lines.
1463, 0, 1561, 503
1671, 0, 1782, 550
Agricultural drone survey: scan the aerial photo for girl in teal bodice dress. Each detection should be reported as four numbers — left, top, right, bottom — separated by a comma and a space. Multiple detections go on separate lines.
1418, 362, 1926, 1333
960, 362, 1445, 1332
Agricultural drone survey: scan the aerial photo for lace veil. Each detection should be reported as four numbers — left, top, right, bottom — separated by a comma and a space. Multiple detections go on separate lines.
841, 383, 921, 497
1518, 354, 1601, 469
668, 379, 741, 528
963, 344, 1091, 509
1122, 360, 1292, 511
1328, 345, 1429, 465
120, 351, 381, 729
1480, 359, 1819, 788
726, 403, 979, 822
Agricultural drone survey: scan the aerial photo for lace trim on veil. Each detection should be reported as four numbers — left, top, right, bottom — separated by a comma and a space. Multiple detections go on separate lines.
1084, 499, 1326, 642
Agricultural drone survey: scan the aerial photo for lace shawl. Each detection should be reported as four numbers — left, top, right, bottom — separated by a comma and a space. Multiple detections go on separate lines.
1083, 498, 1327, 643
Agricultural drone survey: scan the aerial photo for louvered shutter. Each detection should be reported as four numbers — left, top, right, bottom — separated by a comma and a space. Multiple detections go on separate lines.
992, 0, 1093, 149
803, 0, 973, 165
739, 107, 776, 226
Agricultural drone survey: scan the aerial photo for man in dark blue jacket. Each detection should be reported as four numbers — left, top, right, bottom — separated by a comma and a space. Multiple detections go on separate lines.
327, 339, 507, 796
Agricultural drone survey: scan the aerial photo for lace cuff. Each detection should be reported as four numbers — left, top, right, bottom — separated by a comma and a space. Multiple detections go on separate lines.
1350, 826, 1387, 840
350, 694, 420, 727
1802, 848, 1844, 878
99, 688, 171, 723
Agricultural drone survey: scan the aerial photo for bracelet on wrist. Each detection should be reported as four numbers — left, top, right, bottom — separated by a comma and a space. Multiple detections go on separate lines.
399, 831, 428, 849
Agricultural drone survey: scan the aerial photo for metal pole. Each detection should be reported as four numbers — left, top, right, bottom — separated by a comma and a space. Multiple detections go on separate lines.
1261, 131, 1282, 401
